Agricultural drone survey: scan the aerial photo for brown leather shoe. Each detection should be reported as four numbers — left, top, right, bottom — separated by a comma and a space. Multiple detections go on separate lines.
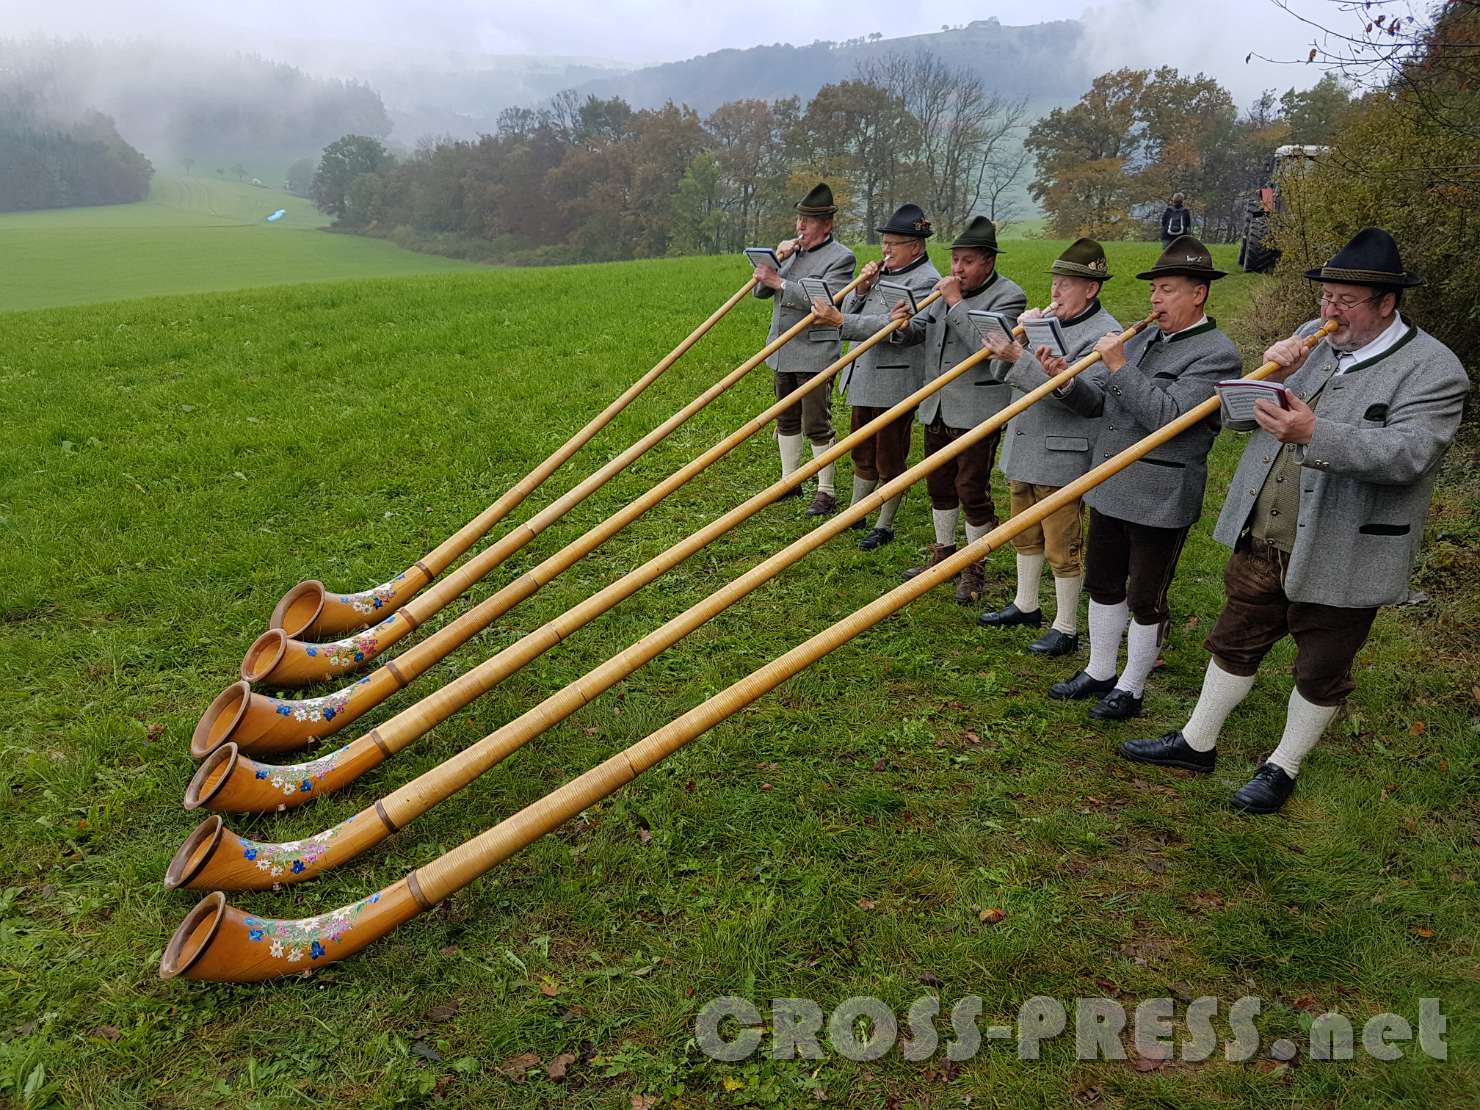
902, 543, 957, 582
804, 490, 837, 517
954, 560, 985, 605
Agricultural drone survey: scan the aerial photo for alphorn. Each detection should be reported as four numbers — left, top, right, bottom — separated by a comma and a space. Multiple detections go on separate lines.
170, 312, 1119, 894
196, 280, 909, 760
272, 277, 757, 641
162, 322, 1340, 980
241, 273, 867, 689
182, 294, 1009, 811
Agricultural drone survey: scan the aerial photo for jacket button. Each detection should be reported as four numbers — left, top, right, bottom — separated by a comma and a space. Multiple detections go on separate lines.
1270, 509, 1280, 517
1262, 456, 1270, 463
1249, 489, 1256, 496
1108, 424, 1116, 431
1275, 475, 1284, 483
1103, 452, 1111, 459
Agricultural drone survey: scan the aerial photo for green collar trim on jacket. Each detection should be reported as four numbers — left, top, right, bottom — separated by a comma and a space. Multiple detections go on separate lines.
1061, 299, 1102, 328
962, 270, 1000, 300
1162, 316, 1217, 343
1338, 324, 1418, 376
887, 252, 932, 276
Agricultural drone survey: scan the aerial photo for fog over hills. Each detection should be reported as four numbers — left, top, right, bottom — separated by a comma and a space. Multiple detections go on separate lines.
566, 19, 1087, 116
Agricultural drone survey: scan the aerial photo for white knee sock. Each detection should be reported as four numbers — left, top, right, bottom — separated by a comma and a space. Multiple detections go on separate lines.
1013, 554, 1045, 614
1266, 688, 1339, 777
1116, 620, 1162, 697
850, 475, 877, 507
964, 522, 992, 549
812, 440, 836, 494
876, 493, 903, 530
1051, 573, 1083, 635
1181, 660, 1257, 752
932, 507, 959, 547
1085, 600, 1129, 681
778, 433, 805, 478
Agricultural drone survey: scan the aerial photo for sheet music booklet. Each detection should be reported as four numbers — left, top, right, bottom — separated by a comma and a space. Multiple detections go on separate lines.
743, 246, 782, 271
800, 276, 835, 306
967, 309, 1017, 349
1216, 379, 1291, 423
876, 280, 920, 316
1019, 315, 1069, 359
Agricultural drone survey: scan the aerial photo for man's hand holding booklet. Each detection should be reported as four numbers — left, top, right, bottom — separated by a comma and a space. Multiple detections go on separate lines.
1216, 379, 1292, 425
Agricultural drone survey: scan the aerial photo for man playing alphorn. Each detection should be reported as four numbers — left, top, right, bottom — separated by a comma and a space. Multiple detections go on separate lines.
1119, 228, 1468, 813
811, 203, 940, 549
977, 238, 1121, 656
890, 216, 1027, 604
751, 182, 858, 516
1046, 235, 1241, 720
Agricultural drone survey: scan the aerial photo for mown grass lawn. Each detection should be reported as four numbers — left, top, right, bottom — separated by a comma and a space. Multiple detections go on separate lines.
1, 244, 1475, 1107
0, 176, 476, 314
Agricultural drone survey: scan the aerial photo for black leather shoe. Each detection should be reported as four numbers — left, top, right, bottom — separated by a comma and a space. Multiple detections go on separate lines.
977, 602, 1043, 629
1117, 730, 1215, 772
858, 526, 894, 550
1231, 762, 1296, 814
848, 516, 868, 531
775, 483, 804, 501
805, 491, 837, 517
1026, 629, 1078, 656
1047, 670, 1117, 700
1090, 688, 1143, 721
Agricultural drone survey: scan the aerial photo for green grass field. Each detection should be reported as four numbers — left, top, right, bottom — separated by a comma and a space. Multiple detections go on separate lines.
1, 244, 1475, 1108
0, 176, 476, 313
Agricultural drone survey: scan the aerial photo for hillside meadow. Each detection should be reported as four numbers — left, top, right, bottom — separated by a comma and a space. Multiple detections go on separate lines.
1, 245, 1475, 1107
0, 175, 475, 314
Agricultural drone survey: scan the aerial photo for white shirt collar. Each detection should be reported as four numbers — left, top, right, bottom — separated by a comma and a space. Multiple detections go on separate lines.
1335, 312, 1406, 372
1160, 314, 1208, 341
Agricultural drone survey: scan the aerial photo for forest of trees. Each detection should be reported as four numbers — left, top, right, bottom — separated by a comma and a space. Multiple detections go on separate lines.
0, 88, 152, 211
1026, 70, 1355, 242
317, 53, 1034, 264
317, 54, 1355, 266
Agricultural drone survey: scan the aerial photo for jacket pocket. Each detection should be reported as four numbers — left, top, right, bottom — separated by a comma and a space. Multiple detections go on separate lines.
1045, 435, 1090, 453
1139, 457, 1186, 469
1362, 403, 1389, 422
874, 363, 909, 371
1152, 371, 1179, 381
807, 328, 840, 342
1358, 522, 1410, 536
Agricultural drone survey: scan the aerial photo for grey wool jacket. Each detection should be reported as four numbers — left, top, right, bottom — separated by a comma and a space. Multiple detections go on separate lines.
894, 269, 1029, 429
999, 300, 1123, 487
1057, 317, 1242, 529
752, 236, 858, 374
838, 253, 941, 407
1213, 318, 1468, 607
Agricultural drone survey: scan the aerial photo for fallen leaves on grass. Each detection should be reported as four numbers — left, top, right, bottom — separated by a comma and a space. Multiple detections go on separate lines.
978, 908, 1006, 925
500, 1052, 541, 1081
539, 978, 561, 997
545, 1052, 577, 1081
1410, 720, 1426, 736
426, 1001, 460, 1023
857, 898, 876, 910
632, 1096, 658, 1110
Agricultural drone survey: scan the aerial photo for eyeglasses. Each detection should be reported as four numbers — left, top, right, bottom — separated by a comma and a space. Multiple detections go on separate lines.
1318, 291, 1378, 310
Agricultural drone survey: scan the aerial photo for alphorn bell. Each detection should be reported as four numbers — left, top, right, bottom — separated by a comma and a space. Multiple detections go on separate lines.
163, 323, 1341, 980
272, 278, 757, 641
241, 272, 867, 689
170, 313, 1119, 891
196, 277, 899, 761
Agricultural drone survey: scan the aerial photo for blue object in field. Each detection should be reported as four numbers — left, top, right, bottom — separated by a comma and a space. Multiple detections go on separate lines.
266, 209, 286, 222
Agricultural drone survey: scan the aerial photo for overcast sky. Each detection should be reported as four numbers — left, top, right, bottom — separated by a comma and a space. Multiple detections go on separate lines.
6, 0, 1338, 105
